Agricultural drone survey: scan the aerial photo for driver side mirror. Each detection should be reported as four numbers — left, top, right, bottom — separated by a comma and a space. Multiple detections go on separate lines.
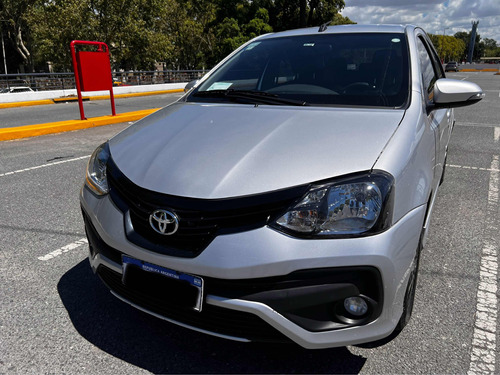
184, 79, 199, 93
432, 78, 484, 109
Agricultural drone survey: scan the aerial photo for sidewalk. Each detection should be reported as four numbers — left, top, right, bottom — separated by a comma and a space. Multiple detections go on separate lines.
0, 85, 184, 141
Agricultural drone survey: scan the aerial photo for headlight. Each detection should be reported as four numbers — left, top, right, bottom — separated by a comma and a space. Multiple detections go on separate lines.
271, 172, 394, 237
85, 142, 110, 195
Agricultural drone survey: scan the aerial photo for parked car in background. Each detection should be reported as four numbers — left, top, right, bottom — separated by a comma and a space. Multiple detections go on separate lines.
0, 86, 34, 93
81, 24, 483, 349
445, 61, 459, 72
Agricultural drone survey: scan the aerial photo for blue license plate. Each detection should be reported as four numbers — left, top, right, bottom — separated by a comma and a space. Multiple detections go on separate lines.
122, 255, 204, 312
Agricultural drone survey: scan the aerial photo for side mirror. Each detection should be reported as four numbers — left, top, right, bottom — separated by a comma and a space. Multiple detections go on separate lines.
184, 79, 199, 93
432, 78, 484, 109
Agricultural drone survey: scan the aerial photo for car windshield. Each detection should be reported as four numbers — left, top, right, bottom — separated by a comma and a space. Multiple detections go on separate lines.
189, 33, 409, 108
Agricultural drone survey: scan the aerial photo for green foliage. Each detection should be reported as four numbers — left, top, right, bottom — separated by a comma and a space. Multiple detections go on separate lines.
453, 31, 485, 61
268, 0, 352, 31
0, 0, 37, 71
482, 38, 500, 58
484, 47, 500, 58
428, 34, 466, 62
6, 0, 355, 72
28, 0, 175, 71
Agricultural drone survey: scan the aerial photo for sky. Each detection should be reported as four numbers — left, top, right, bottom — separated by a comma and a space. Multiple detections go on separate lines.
341, 0, 500, 42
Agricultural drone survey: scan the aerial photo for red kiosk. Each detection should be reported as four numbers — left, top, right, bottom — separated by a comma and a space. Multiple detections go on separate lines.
70, 40, 116, 120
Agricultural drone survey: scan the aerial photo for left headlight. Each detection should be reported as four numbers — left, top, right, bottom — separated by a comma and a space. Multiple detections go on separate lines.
85, 142, 110, 195
271, 172, 394, 238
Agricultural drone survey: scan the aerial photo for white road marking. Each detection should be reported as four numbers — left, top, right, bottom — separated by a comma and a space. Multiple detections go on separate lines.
0, 155, 90, 178
468, 152, 499, 375
38, 238, 88, 261
456, 122, 500, 128
447, 164, 500, 173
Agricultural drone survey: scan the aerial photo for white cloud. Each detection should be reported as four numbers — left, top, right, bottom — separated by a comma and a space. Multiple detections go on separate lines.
341, 0, 500, 41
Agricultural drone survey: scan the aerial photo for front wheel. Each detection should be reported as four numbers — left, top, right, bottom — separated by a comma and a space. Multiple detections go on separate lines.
395, 232, 423, 332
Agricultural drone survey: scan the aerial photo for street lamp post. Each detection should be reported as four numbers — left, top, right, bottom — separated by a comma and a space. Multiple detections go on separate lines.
443, 27, 449, 36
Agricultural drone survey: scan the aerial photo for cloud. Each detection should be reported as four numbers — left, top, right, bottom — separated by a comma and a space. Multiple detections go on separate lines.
341, 0, 500, 41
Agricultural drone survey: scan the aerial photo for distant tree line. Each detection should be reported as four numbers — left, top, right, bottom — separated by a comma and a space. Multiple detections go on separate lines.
0, 0, 354, 73
429, 31, 500, 63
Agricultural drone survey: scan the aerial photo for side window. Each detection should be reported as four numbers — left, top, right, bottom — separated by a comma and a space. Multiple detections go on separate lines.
416, 37, 438, 102
425, 35, 445, 79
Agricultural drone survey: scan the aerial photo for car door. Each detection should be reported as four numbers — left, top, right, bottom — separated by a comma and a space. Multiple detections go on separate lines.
415, 33, 450, 188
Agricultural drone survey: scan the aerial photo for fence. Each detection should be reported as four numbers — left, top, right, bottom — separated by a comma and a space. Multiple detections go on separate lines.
0, 70, 208, 92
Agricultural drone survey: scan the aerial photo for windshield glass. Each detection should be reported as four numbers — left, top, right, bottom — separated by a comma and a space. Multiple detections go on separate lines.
188, 33, 409, 108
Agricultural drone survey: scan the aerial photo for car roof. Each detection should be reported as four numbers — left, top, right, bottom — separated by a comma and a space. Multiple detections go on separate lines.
257, 24, 411, 40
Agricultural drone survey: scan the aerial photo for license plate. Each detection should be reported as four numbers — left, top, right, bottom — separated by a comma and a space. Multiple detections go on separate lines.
121, 255, 204, 312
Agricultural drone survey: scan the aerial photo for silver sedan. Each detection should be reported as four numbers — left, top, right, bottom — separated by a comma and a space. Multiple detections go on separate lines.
81, 24, 483, 349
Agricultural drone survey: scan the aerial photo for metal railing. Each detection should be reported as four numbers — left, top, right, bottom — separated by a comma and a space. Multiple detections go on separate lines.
0, 70, 208, 92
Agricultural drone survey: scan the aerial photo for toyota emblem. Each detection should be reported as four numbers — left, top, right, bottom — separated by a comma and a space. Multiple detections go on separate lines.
149, 209, 179, 235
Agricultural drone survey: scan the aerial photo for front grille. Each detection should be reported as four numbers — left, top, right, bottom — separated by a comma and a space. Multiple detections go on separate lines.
97, 265, 290, 343
106, 157, 308, 257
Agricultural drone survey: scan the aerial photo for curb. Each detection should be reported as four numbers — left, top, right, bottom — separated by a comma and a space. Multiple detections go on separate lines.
0, 88, 183, 109
0, 108, 160, 141
0, 99, 55, 108
89, 88, 184, 101
459, 69, 499, 72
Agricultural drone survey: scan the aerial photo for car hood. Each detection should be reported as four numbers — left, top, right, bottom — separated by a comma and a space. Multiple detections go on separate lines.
109, 102, 404, 198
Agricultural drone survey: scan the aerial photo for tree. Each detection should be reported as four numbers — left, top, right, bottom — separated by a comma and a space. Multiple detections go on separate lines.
207, 0, 352, 63
270, 0, 352, 31
482, 38, 500, 58
28, 0, 174, 71
10, 0, 356, 72
157, 0, 217, 70
483, 38, 497, 49
428, 34, 466, 62
454, 31, 484, 62
0, 0, 36, 72
208, 4, 273, 65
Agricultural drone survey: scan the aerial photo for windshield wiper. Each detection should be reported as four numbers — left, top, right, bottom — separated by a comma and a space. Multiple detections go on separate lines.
193, 89, 307, 106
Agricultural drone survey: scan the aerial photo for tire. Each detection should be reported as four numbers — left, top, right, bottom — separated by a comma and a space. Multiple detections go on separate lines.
439, 154, 447, 185
395, 232, 423, 332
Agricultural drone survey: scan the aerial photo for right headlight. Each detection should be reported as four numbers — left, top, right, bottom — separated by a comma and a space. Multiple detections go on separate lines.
85, 142, 110, 196
271, 172, 394, 238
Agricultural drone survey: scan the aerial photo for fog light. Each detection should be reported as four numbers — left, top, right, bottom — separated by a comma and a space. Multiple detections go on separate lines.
344, 297, 368, 316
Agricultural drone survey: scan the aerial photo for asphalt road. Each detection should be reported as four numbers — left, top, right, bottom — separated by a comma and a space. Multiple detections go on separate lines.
0, 92, 184, 128
0, 72, 499, 374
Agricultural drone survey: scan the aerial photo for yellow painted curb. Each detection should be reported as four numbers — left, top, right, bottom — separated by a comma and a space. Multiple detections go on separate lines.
0, 108, 160, 141
460, 68, 500, 72
0, 99, 54, 109
90, 88, 184, 100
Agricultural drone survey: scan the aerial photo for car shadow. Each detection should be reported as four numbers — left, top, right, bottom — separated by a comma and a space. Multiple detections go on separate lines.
58, 260, 367, 374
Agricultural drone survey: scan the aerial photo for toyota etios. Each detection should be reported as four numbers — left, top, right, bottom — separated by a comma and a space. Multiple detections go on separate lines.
81, 24, 483, 348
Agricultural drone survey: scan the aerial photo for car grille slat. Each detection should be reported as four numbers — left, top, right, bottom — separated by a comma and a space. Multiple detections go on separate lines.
106, 157, 308, 257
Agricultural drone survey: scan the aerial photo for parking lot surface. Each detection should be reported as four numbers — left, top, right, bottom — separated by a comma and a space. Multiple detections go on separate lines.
0, 72, 498, 373
0, 93, 183, 128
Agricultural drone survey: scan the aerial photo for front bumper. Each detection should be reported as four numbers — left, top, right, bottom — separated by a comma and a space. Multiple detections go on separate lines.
81, 186, 426, 349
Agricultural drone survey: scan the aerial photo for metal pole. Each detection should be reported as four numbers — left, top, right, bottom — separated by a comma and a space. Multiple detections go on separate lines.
70, 41, 86, 120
